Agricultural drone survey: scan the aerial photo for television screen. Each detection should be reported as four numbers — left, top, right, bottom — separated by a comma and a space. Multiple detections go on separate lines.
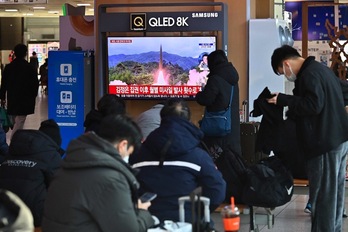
107, 36, 216, 99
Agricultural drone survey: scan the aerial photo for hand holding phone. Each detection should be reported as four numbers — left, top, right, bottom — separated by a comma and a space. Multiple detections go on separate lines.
138, 199, 151, 210
140, 192, 157, 203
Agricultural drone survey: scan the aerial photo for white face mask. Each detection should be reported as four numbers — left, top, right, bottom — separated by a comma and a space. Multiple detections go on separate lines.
283, 64, 297, 82
122, 156, 129, 163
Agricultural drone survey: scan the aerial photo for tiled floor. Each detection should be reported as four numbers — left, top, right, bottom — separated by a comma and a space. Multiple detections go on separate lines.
211, 186, 348, 232
17, 90, 348, 232
5, 88, 48, 143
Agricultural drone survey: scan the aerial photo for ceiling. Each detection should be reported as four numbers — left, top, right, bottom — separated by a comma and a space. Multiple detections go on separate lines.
0, 0, 94, 17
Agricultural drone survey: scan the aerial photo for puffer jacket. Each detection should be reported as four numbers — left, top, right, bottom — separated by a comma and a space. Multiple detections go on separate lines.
196, 51, 241, 155
0, 129, 62, 226
42, 132, 154, 232
130, 116, 226, 223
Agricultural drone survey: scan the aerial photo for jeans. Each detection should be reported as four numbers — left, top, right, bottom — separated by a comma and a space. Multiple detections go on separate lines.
308, 141, 348, 232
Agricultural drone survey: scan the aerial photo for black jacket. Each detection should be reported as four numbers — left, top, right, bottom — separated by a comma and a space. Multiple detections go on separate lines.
251, 87, 307, 179
196, 60, 241, 155
0, 130, 62, 226
0, 58, 39, 115
277, 56, 348, 158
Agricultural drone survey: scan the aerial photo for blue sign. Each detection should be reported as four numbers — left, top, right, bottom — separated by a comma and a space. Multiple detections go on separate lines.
48, 51, 88, 151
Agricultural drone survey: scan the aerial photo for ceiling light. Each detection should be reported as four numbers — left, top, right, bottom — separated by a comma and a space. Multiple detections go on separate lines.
77, 3, 91, 7
5, 9, 18, 12
23, 13, 34, 16
48, 11, 59, 14
33, 6, 46, 10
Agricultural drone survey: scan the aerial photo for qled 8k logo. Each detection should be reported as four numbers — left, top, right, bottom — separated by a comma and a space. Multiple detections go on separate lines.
60, 64, 72, 76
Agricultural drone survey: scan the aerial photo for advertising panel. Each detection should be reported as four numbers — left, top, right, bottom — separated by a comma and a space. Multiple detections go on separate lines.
48, 51, 88, 151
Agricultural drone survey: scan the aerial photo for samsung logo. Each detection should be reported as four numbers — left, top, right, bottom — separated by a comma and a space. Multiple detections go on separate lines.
192, 12, 219, 18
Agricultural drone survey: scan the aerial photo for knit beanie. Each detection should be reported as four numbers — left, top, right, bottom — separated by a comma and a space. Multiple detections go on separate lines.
39, 119, 62, 146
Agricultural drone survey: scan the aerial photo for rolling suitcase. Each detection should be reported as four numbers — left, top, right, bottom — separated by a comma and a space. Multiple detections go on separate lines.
240, 122, 265, 165
178, 187, 213, 232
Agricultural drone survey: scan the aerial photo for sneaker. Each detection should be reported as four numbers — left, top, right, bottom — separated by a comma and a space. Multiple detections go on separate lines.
304, 203, 312, 214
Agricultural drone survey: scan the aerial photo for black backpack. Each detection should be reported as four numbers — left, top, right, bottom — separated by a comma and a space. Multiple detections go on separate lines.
211, 145, 246, 204
203, 143, 294, 208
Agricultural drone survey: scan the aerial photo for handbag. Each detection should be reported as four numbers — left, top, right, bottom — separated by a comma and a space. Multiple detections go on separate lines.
200, 85, 234, 137
0, 106, 13, 133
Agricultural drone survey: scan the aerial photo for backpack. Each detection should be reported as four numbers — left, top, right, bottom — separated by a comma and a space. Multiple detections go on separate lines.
212, 145, 246, 204
203, 143, 294, 208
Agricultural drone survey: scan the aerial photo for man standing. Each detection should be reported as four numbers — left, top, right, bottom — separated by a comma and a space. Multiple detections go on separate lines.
0, 44, 39, 138
269, 45, 348, 232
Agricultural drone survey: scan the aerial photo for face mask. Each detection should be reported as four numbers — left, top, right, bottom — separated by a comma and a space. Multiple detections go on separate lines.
123, 156, 129, 163
283, 64, 297, 82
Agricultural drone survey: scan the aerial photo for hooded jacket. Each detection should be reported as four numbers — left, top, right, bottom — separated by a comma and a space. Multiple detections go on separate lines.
42, 132, 154, 232
277, 56, 348, 158
195, 50, 241, 155
0, 130, 62, 227
130, 116, 226, 223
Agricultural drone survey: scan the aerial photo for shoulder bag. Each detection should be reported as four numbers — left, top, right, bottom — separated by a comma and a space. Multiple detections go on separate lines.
200, 85, 234, 137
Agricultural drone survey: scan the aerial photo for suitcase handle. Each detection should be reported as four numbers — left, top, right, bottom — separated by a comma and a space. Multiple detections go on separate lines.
178, 196, 210, 223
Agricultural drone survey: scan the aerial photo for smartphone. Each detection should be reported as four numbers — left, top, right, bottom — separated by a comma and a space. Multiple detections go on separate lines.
140, 192, 157, 203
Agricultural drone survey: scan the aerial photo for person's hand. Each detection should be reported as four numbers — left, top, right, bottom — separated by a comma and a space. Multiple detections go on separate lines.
1, 100, 6, 107
267, 92, 279, 105
138, 199, 151, 210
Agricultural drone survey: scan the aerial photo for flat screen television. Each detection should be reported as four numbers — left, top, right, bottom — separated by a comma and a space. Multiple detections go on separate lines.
107, 36, 216, 99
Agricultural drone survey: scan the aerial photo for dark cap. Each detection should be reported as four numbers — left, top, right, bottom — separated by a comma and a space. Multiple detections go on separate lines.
39, 119, 62, 146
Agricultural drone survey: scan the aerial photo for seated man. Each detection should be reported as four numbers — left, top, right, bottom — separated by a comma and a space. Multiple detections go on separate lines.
42, 115, 155, 232
83, 94, 126, 133
135, 102, 164, 140
0, 119, 63, 228
130, 99, 226, 223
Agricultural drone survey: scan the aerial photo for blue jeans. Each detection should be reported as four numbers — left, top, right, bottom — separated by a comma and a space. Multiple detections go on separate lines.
308, 141, 348, 232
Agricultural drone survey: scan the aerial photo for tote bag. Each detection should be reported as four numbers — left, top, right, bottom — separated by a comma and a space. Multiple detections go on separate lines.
200, 86, 234, 137
0, 106, 13, 133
